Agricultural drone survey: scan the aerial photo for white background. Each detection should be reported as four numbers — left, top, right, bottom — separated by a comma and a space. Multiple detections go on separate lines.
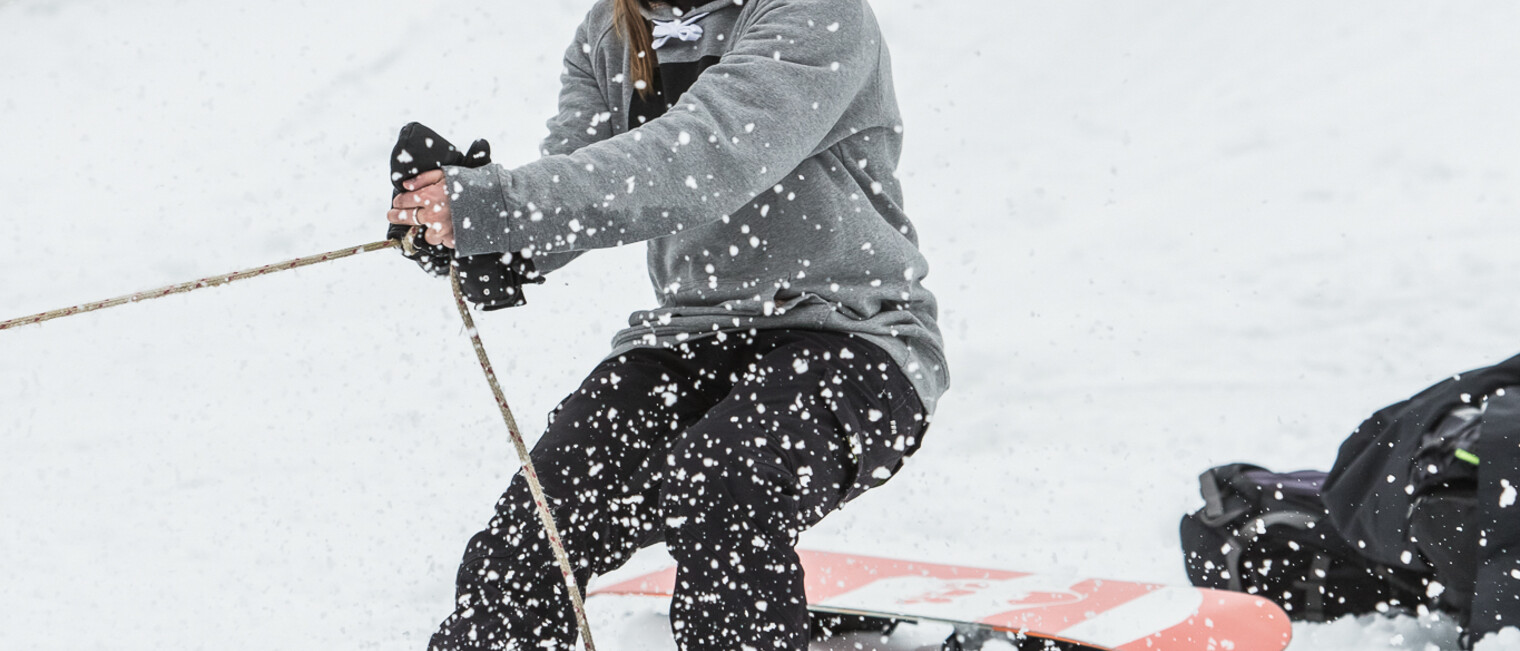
2, 1, 1517, 649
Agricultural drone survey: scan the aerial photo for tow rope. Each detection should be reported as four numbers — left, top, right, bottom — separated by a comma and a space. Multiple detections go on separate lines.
446, 261, 598, 651
0, 228, 598, 650
0, 239, 400, 331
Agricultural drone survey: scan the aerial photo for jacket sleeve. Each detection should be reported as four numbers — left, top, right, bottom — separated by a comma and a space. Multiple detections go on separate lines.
449, 0, 877, 259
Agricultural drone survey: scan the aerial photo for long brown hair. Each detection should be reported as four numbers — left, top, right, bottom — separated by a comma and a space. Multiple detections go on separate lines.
613, 0, 656, 97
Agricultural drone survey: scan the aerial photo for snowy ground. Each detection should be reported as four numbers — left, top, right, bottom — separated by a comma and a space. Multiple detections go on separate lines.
2, 1, 1518, 649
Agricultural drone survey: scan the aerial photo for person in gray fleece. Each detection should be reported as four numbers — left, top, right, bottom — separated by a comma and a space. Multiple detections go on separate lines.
387, 1, 947, 649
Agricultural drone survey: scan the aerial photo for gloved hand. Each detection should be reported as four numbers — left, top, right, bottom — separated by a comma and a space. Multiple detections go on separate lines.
387, 122, 542, 310
387, 121, 488, 276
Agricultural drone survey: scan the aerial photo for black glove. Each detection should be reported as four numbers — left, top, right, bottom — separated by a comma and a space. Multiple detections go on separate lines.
387, 122, 542, 310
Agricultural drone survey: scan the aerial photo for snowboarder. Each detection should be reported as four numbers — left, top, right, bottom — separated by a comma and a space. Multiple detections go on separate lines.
383, 1, 948, 650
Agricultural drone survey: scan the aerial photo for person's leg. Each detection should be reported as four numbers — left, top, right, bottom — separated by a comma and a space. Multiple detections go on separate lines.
429, 347, 728, 651
657, 332, 927, 651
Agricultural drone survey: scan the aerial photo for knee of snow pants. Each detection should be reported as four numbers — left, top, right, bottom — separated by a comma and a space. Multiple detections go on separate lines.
653, 334, 926, 651
658, 425, 837, 651
430, 348, 710, 651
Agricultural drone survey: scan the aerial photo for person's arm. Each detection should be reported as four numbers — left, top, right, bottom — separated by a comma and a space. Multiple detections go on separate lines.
449, 0, 877, 259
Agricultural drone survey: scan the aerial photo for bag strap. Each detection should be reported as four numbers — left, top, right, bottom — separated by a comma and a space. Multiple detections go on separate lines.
1294, 554, 1334, 622
1198, 464, 1269, 526
1222, 510, 1325, 596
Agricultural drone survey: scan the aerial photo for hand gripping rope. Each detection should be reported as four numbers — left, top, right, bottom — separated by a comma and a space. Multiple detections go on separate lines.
0, 228, 599, 651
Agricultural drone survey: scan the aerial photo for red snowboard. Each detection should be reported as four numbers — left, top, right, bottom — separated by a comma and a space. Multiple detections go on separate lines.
593, 549, 1292, 651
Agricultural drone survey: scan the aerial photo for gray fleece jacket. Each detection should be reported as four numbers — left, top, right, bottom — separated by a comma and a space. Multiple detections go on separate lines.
446, 0, 948, 412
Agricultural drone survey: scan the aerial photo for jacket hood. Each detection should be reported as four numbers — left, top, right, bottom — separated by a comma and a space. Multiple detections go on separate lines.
639, 0, 744, 21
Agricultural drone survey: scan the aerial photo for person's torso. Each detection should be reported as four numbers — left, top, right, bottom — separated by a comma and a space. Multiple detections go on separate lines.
578, 0, 949, 409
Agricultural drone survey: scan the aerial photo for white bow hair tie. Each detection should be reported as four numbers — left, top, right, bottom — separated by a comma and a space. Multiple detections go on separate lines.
652, 12, 712, 49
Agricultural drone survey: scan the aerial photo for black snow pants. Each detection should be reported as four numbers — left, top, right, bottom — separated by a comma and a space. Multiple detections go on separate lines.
427, 330, 928, 651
